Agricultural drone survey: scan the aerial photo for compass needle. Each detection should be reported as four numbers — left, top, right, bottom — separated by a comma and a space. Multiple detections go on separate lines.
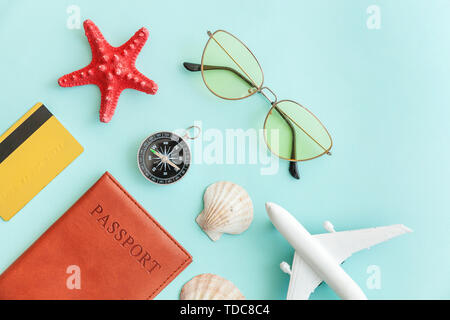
138, 131, 194, 185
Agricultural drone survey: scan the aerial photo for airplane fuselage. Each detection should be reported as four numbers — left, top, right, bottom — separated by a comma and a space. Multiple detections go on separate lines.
266, 202, 367, 300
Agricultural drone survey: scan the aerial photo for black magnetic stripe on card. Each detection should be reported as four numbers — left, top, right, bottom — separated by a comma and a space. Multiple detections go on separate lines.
0, 105, 53, 164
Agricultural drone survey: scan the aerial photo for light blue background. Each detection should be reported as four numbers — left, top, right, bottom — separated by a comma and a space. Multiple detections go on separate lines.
0, 0, 449, 300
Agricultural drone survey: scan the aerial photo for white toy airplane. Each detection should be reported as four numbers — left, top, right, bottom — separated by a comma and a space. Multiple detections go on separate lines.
265, 202, 412, 300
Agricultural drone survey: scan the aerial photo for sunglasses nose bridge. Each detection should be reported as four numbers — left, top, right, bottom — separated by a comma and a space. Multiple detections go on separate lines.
259, 86, 278, 105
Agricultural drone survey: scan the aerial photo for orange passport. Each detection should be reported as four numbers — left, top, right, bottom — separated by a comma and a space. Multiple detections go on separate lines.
0, 172, 192, 299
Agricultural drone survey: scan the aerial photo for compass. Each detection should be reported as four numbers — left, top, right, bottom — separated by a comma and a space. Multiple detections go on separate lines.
137, 127, 199, 185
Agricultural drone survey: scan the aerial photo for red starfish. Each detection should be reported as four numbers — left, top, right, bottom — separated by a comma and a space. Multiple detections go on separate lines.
58, 19, 158, 123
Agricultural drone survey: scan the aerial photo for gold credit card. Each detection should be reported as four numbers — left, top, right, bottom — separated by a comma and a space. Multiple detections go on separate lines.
0, 103, 83, 221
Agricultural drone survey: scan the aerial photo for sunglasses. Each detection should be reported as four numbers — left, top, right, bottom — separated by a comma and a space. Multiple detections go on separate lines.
183, 30, 332, 179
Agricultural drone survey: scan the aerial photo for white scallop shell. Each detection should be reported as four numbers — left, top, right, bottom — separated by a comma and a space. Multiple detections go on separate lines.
196, 181, 253, 241
180, 273, 245, 300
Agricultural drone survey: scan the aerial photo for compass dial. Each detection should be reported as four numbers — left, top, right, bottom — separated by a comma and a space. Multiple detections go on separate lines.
138, 132, 191, 185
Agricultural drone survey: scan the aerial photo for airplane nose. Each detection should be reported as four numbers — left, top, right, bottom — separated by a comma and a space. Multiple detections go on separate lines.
265, 202, 274, 213
265, 202, 280, 221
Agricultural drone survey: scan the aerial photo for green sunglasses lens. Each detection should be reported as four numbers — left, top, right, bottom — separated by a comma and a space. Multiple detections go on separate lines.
264, 100, 332, 161
201, 30, 263, 99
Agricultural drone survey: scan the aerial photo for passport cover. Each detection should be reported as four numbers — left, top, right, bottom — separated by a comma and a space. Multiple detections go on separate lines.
0, 172, 192, 299
0, 102, 83, 221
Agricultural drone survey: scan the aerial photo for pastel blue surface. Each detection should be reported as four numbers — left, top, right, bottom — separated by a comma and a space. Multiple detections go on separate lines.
0, 0, 448, 300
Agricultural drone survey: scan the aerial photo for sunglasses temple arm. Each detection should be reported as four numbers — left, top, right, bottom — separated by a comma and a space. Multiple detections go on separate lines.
183, 62, 202, 72
273, 106, 300, 180
289, 160, 300, 180
183, 62, 255, 88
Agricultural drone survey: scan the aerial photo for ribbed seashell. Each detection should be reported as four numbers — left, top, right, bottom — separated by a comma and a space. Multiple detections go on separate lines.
196, 181, 253, 241
180, 273, 245, 300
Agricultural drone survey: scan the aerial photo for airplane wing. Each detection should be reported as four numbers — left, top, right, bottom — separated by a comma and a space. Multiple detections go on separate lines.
284, 224, 412, 299
312, 224, 412, 264
286, 252, 323, 300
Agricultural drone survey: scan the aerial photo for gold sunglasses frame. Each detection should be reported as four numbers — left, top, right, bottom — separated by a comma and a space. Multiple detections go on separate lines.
200, 30, 264, 101
185, 29, 333, 178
